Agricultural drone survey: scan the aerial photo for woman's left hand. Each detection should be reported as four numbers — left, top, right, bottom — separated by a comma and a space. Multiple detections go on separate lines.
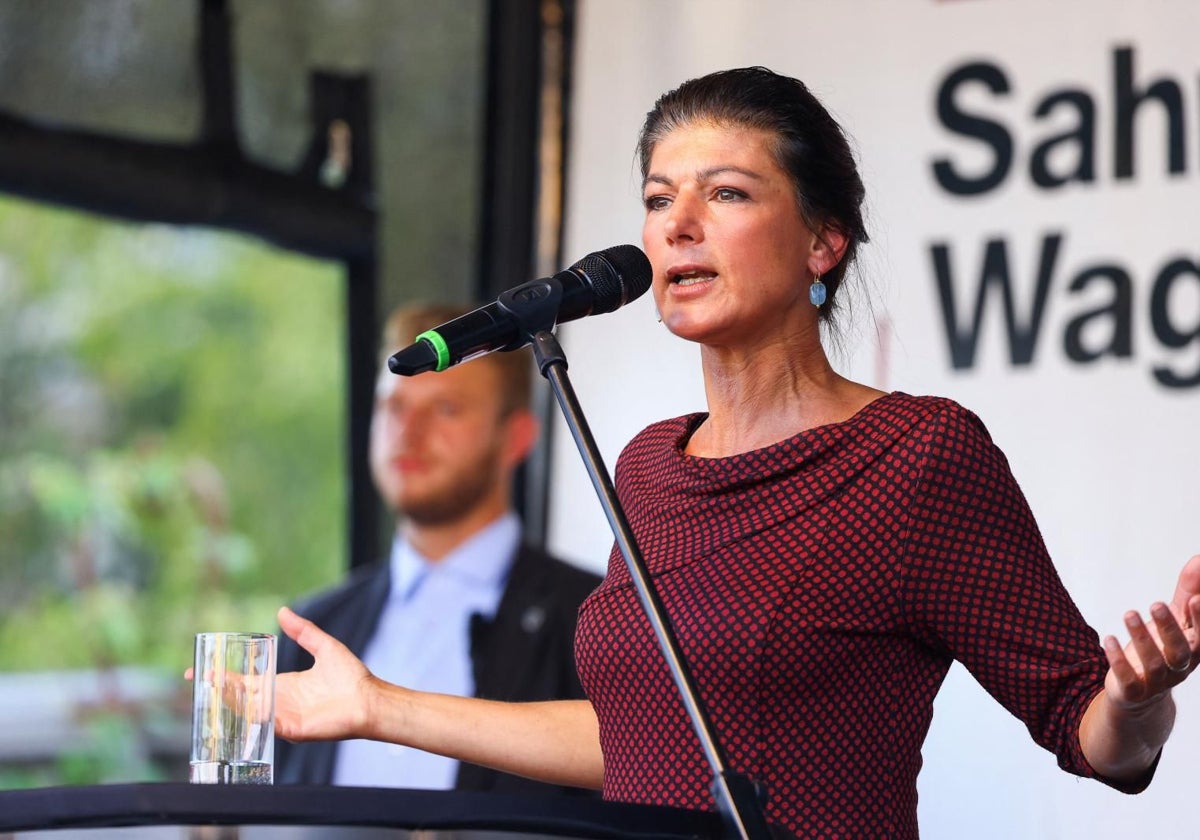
1103, 554, 1200, 707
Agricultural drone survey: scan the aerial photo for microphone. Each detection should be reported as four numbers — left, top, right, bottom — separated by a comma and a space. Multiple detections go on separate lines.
388, 244, 652, 376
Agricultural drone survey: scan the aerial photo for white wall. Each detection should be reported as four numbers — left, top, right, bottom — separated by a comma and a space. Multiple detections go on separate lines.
547, 1, 1200, 837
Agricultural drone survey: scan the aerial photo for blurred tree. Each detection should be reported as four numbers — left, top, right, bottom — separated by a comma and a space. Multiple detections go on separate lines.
0, 193, 347, 784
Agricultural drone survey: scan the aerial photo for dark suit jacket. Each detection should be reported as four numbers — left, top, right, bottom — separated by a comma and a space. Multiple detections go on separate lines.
274, 542, 601, 796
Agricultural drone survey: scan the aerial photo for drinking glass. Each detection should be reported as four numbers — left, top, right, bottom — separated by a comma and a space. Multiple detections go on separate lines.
189, 631, 276, 784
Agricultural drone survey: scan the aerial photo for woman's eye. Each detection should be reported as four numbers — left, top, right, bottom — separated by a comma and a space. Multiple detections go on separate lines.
714, 188, 743, 201
643, 195, 670, 211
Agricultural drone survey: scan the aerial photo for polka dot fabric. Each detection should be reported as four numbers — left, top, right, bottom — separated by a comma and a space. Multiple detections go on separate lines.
575, 393, 1139, 839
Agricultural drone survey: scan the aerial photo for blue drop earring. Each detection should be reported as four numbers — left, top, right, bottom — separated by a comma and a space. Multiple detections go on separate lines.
809, 273, 826, 307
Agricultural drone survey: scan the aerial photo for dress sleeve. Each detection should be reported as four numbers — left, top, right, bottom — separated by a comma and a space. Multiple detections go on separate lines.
898, 402, 1152, 791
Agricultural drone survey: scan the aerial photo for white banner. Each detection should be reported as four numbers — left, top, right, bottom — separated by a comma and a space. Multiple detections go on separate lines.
547, 1, 1200, 837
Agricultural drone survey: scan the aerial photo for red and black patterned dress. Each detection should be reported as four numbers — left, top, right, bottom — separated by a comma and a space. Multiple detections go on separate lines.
575, 392, 1139, 839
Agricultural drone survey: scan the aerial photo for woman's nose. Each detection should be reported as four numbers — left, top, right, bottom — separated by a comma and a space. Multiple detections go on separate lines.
664, 193, 703, 244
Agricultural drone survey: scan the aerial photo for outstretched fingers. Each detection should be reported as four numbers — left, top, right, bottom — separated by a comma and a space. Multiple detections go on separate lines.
1165, 554, 1200, 671
278, 606, 338, 660
1103, 610, 1157, 706
1104, 600, 1197, 708
1169, 555, 1200, 616
1150, 602, 1194, 675
273, 607, 375, 743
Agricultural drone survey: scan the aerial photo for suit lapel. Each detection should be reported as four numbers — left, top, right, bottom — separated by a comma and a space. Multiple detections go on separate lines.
470, 545, 551, 701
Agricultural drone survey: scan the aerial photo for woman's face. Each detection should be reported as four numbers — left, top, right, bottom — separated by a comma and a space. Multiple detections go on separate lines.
642, 121, 826, 349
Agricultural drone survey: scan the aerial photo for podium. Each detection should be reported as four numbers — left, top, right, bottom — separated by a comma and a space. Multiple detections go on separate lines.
0, 783, 723, 838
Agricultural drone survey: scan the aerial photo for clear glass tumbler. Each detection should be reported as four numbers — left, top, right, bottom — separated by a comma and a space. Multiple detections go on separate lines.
189, 631, 276, 784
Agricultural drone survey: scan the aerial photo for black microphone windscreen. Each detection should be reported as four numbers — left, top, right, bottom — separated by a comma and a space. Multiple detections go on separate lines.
573, 244, 652, 314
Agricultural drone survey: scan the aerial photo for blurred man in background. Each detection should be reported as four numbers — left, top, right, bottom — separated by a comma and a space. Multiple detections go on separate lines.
275, 303, 599, 794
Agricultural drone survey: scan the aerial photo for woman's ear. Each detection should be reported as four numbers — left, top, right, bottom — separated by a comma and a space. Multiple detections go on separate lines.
809, 225, 849, 278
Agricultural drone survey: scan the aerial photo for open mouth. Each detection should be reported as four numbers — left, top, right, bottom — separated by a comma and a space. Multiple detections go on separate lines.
669, 269, 717, 287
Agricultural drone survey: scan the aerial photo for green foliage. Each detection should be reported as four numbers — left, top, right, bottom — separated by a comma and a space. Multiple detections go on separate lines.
0, 194, 349, 784
55, 713, 168, 786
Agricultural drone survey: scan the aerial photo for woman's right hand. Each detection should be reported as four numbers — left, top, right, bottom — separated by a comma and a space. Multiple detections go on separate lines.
275, 606, 378, 743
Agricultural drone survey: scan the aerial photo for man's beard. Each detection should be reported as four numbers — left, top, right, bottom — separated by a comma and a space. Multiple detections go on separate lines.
398, 442, 503, 527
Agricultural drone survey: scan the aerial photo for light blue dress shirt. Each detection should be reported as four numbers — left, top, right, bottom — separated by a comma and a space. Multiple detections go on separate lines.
331, 512, 520, 788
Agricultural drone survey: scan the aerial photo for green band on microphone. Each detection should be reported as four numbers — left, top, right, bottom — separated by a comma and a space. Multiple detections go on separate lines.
417, 329, 451, 372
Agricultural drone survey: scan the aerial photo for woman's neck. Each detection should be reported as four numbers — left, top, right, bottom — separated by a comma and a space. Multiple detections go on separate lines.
689, 338, 885, 458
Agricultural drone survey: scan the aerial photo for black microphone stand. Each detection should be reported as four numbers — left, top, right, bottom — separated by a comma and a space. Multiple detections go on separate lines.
498, 282, 773, 840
